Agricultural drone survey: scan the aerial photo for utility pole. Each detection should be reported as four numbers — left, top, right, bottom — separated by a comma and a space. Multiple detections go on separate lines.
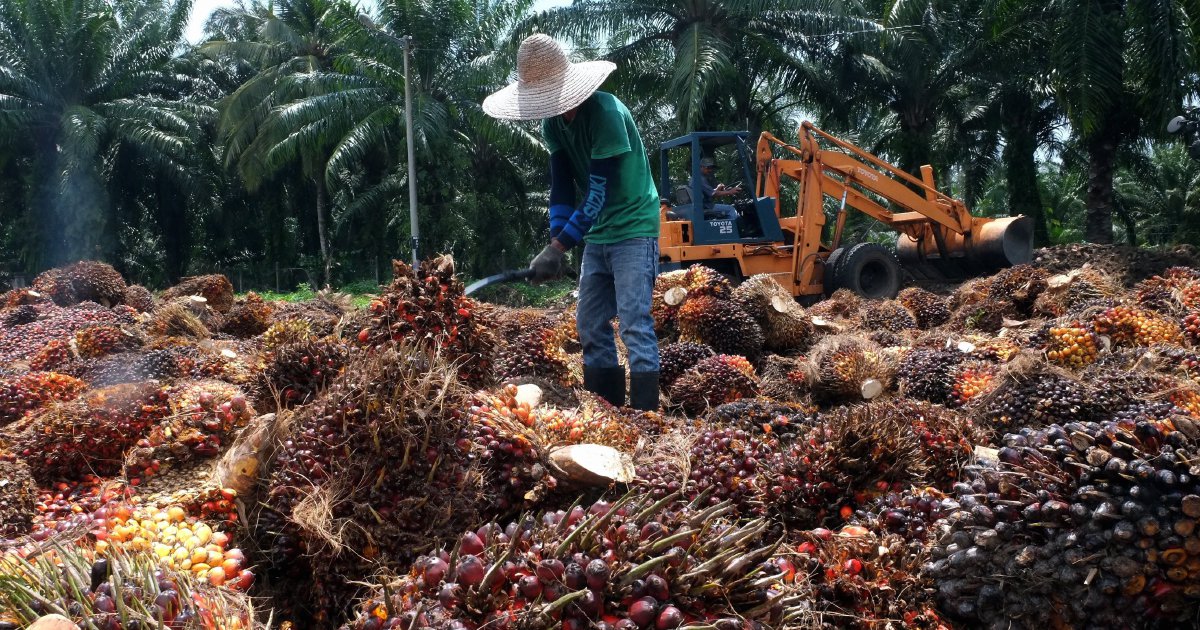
358, 14, 420, 266
402, 35, 419, 266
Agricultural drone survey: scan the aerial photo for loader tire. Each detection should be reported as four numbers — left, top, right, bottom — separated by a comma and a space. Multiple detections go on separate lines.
822, 247, 848, 297
831, 243, 901, 299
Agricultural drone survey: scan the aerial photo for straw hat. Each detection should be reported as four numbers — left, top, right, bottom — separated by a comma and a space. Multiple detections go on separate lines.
483, 34, 616, 121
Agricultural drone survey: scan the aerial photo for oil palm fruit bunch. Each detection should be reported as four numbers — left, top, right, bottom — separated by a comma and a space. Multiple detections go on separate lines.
0, 304, 37, 327
974, 363, 1102, 433
129, 347, 193, 382
264, 347, 485, 624
1, 302, 124, 364
988, 264, 1048, 314
651, 266, 732, 337
1036, 320, 1101, 369
897, 287, 951, 329
75, 325, 140, 359
860, 300, 917, 333
261, 318, 315, 350
0, 542, 255, 629
927, 417, 1200, 628
2, 287, 48, 309
136, 380, 254, 462
537, 392, 643, 450
27, 339, 74, 372
461, 386, 547, 512
731, 275, 813, 351
658, 342, 713, 391
808, 288, 863, 321
859, 488, 959, 543
7, 381, 172, 480
360, 257, 497, 387
774, 400, 975, 527
703, 398, 816, 441
0, 457, 36, 537
143, 301, 214, 340
160, 274, 235, 313
0, 372, 86, 427
341, 494, 807, 630
636, 425, 782, 514
668, 354, 759, 415
1092, 305, 1184, 347
755, 355, 814, 404
497, 325, 576, 387
810, 336, 892, 402
790, 525, 948, 629
85, 499, 252, 589
949, 361, 998, 407
221, 292, 274, 338
896, 349, 964, 405
676, 297, 763, 360
1134, 267, 1200, 313
1182, 312, 1200, 346
259, 338, 349, 408
122, 284, 155, 313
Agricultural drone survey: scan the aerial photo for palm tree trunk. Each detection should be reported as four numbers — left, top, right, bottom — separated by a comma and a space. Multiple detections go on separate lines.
314, 177, 332, 288
1084, 134, 1117, 244
1002, 127, 1050, 246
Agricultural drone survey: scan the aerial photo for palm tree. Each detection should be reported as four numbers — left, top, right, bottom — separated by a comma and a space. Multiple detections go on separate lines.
534, 0, 872, 135
1042, 0, 1199, 243
0, 0, 211, 268
1113, 141, 1200, 247
203, 0, 354, 287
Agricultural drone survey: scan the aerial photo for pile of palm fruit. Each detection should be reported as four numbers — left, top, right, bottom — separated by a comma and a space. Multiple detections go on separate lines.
7, 254, 1200, 629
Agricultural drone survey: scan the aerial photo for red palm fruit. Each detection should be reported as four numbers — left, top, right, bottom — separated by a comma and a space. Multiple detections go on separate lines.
655, 606, 683, 630
422, 557, 448, 586
537, 558, 564, 582
456, 555, 485, 587
438, 583, 461, 609
615, 620, 639, 630
628, 597, 658, 628
518, 575, 542, 599
460, 532, 485, 555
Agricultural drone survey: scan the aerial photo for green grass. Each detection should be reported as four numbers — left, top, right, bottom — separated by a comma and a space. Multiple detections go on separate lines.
468, 278, 575, 308
246, 283, 379, 309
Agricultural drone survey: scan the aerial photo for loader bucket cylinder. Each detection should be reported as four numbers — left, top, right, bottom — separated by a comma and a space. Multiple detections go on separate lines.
896, 215, 1033, 279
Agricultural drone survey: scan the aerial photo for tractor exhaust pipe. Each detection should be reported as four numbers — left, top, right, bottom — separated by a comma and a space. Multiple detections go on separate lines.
896, 215, 1034, 281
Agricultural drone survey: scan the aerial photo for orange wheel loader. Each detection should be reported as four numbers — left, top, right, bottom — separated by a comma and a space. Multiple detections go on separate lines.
657, 122, 1033, 301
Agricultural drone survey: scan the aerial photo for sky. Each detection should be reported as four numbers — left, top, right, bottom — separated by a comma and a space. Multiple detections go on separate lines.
186, 0, 571, 43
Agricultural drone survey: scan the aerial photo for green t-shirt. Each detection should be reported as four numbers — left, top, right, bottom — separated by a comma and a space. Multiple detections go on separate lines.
542, 92, 660, 244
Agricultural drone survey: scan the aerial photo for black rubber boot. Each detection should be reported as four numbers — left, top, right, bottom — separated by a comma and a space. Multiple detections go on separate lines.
629, 371, 661, 411
584, 365, 626, 407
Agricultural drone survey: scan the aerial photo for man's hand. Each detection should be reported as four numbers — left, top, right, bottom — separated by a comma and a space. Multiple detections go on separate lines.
530, 241, 567, 282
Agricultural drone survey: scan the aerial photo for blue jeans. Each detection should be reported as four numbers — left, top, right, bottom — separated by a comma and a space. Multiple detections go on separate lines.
577, 238, 660, 373
712, 204, 738, 221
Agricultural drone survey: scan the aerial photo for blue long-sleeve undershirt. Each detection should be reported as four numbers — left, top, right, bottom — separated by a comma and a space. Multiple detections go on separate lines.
548, 151, 619, 250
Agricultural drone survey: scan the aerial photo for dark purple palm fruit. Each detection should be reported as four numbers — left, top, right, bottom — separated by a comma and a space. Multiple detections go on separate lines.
421, 557, 448, 589
537, 558, 565, 583
563, 562, 586, 589
645, 574, 670, 602
585, 558, 611, 590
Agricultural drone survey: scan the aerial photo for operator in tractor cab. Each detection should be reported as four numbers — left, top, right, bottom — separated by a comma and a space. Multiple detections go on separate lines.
482, 34, 661, 412
691, 156, 743, 221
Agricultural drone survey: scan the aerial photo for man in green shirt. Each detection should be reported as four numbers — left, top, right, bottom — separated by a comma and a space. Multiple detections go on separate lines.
483, 34, 661, 411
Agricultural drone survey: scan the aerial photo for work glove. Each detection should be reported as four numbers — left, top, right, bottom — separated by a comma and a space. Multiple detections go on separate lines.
530, 243, 566, 282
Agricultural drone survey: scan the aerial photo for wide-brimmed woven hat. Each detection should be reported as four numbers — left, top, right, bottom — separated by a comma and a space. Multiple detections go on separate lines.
483, 34, 616, 121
